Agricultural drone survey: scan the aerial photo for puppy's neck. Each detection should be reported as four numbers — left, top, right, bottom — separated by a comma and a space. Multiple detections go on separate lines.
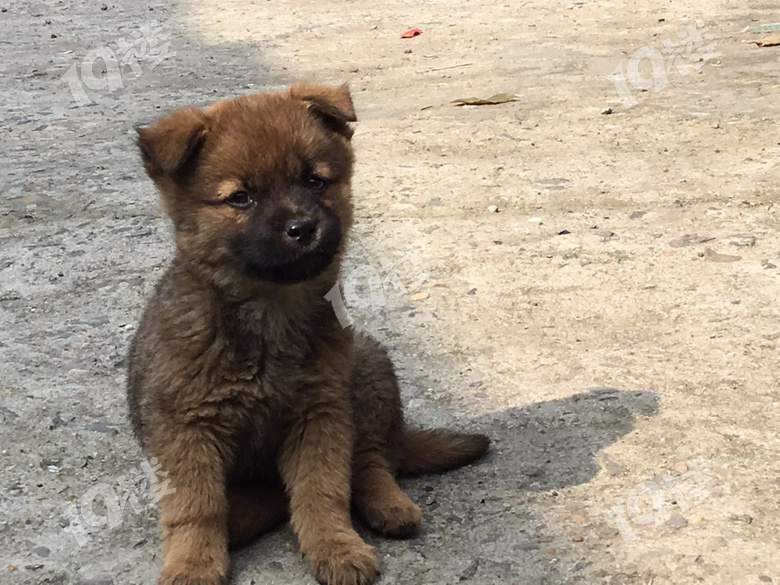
174, 253, 341, 321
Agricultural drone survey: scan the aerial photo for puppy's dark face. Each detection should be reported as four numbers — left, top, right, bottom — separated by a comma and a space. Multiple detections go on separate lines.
137, 84, 356, 286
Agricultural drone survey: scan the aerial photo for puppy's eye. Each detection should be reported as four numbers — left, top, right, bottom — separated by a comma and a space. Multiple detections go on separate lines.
306, 174, 329, 191
226, 191, 253, 209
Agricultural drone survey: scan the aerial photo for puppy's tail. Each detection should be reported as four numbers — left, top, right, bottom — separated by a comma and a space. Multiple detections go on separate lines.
398, 427, 490, 476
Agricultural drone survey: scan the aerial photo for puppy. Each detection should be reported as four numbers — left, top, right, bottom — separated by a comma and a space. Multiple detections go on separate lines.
127, 83, 490, 585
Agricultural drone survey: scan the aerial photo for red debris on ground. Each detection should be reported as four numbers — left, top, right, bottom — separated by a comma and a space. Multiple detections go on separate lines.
400, 28, 423, 38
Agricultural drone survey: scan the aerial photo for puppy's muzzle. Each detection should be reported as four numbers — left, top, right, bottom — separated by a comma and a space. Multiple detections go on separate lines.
285, 218, 318, 247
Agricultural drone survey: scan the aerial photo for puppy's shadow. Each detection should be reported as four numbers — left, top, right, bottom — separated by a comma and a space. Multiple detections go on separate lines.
375, 387, 660, 583
461, 386, 659, 492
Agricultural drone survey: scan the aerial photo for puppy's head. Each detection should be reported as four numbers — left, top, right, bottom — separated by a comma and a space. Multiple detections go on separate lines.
137, 83, 356, 288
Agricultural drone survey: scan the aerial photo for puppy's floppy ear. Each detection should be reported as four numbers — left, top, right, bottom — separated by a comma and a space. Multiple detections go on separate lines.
290, 83, 357, 139
136, 107, 207, 179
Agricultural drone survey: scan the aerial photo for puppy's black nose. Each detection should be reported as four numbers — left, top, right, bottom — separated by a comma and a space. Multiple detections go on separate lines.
285, 218, 317, 246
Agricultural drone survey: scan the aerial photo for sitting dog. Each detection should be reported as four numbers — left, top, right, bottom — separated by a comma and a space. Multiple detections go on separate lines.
127, 83, 490, 585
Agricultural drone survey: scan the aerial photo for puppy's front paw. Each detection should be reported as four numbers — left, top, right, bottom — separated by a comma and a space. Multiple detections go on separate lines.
158, 563, 228, 585
308, 531, 379, 585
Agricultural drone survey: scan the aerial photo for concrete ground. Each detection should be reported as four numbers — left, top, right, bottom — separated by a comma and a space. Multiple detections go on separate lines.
1, 0, 779, 583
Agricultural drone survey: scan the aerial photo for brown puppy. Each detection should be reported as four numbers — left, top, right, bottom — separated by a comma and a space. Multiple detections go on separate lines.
127, 83, 490, 585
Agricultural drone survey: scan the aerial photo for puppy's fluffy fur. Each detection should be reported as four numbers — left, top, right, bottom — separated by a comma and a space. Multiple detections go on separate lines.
127, 83, 490, 585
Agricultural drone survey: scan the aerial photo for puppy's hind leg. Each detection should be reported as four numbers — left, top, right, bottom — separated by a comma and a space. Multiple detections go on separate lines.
349, 333, 422, 538
352, 451, 422, 539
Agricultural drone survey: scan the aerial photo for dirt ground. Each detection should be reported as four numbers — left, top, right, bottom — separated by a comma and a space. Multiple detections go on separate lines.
1, 0, 779, 583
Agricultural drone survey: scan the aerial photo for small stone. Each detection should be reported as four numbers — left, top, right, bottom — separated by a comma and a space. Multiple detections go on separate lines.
666, 513, 688, 529
40, 458, 61, 470
729, 514, 753, 524
630, 210, 647, 219
100, 3, 108, 9
573, 560, 587, 571
669, 234, 715, 248
30, 547, 50, 558
545, 547, 556, 554
487, 205, 499, 213
0, 290, 22, 302
762, 260, 776, 269
600, 107, 613, 115
572, 536, 583, 542
85, 421, 119, 434
556, 228, 570, 235
663, 167, 669, 172
704, 248, 741, 263
467, 288, 477, 295
411, 292, 429, 301
404, 49, 413, 54
596, 230, 616, 241
598, 454, 623, 475
24, 564, 44, 571
728, 234, 756, 248
673, 461, 688, 473
528, 217, 543, 224
0, 406, 19, 419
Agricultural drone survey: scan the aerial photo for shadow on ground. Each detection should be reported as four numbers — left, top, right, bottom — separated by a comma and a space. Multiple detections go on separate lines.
471, 386, 659, 491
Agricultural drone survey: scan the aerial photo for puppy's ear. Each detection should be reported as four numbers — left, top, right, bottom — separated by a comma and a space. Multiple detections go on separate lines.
291, 83, 357, 139
136, 107, 207, 179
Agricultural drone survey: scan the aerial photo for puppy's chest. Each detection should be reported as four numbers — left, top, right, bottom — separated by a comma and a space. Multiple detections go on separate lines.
216, 334, 311, 405
217, 341, 310, 470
